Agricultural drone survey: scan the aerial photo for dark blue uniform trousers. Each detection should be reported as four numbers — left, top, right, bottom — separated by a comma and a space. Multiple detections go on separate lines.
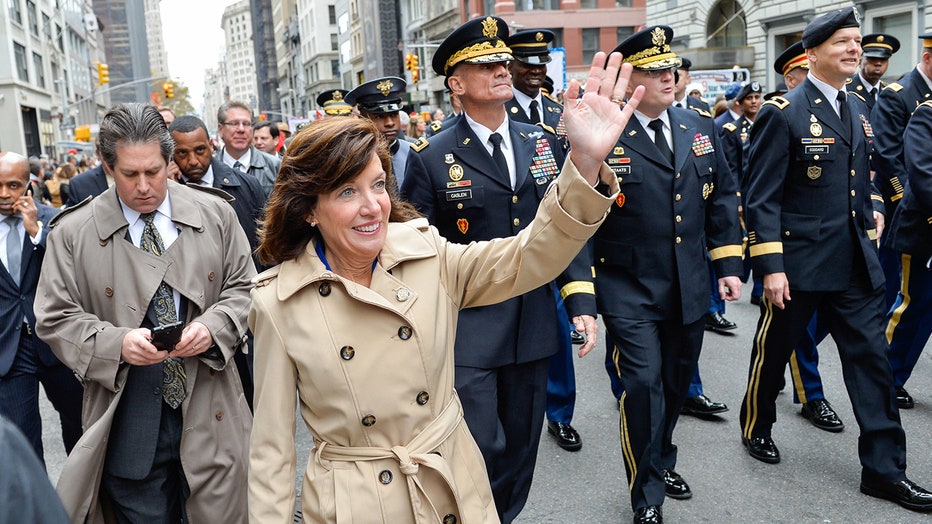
885, 253, 932, 388
546, 286, 575, 424
788, 312, 828, 404
879, 244, 903, 311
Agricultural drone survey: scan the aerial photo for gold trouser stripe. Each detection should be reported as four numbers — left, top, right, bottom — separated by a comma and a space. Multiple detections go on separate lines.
749, 242, 783, 257
743, 298, 774, 439
885, 254, 912, 344
788, 350, 808, 404
614, 346, 637, 491
709, 244, 744, 260
560, 281, 595, 298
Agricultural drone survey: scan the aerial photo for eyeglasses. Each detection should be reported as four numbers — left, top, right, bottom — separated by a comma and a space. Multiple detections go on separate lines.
636, 67, 676, 78
221, 120, 253, 129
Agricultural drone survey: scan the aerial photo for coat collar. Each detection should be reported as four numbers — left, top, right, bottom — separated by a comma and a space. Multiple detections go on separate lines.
92, 180, 205, 241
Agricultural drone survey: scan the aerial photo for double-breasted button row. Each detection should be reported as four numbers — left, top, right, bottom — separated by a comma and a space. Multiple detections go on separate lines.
379, 470, 393, 484
398, 326, 413, 340
340, 346, 355, 360
362, 414, 376, 426
416, 391, 430, 405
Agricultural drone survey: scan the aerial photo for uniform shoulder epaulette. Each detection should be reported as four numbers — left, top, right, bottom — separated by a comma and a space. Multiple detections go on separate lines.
691, 107, 712, 118
722, 122, 737, 132
252, 266, 282, 288
48, 196, 92, 228
849, 91, 866, 103
536, 122, 557, 135
917, 100, 932, 111
762, 96, 790, 110
430, 120, 442, 132
410, 137, 429, 152
543, 91, 562, 106
885, 82, 904, 92
186, 183, 235, 203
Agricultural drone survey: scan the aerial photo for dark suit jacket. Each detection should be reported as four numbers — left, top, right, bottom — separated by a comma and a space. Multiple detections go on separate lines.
592, 107, 743, 324
64, 164, 107, 207
871, 67, 932, 217
402, 116, 591, 367
204, 158, 267, 269
0, 204, 59, 376
505, 91, 567, 149
747, 78, 883, 292
886, 101, 932, 259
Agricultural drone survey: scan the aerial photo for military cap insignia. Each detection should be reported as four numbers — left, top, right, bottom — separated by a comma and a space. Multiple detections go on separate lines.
536, 32, 544, 42
616, 193, 626, 208
457, 218, 469, 234
807, 166, 822, 179
411, 137, 429, 152
651, 26, 666, 46
482, 17, 498, 38
376, 80, 394, 96
332, 91, 344, 101
691, 133, 714, 156
852, 6, 862, 25
449, 164, 464, 181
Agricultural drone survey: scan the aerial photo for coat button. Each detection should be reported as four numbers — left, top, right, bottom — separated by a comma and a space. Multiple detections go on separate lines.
395, 288, 411, 302
513, 218, 520, 227
379, 470, 393, 484
319, 282, 331, 296
208, 271, 215, 281
850, 170, 856, 177
784, 231, 791, 237
361, 414, 376, 426
153, 387, 161, 395
512, 195, 518, 204
675, 173, 681, 179
416, 391, 429, 405
457, 203, 463, 209
675, 194, 681, 201
216, 411, 224, 421
814, 154, 820, 160
105, 287, 113, 297
675, 236, 681, 244
398, 326, 412, 340
340, 346, 355, 360
675, 215, 682, 223
850, 190, 856, 197
852, 210, 857, 217
442, 514, 457, 524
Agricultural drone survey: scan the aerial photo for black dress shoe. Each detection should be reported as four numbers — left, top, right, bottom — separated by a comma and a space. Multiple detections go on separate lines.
896, 387, 915, 409
860, 478, 932, 512
704, 312, 737, 333
742, 436, 780, 464
663, 469, 692, 499
547, 420, 582, 451
800, 398, 844, 432
570, 329, 586, 345
633, 505, 662, 524
750, 295, 761, 306
681, 395, 729, 417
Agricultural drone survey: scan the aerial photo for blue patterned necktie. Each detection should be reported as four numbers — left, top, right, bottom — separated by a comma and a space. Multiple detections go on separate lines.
4, 215, 21, 286
140, 212, 186, 409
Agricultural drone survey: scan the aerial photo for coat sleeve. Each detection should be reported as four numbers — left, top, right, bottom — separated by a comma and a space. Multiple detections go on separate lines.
247, 287, 299, 523
746, 102, 790, 277
439, 158, 618, 310
400, 150, 436, 220
706, 124, 744, 278
871, 87, 910, 207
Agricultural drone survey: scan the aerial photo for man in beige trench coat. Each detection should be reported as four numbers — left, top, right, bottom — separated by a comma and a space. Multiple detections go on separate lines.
35, 103, 256, 523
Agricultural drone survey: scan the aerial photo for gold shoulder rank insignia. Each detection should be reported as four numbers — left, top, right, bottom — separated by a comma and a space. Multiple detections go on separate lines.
536, 122, 556, 135
411, 137, 429, 152
692, 108, 712, 118
918, 100, 932, 110
722, 122, 737, 132
886, 83, 904, 92
430, 120, 442, 131
849, 91, 866, 103
762, 96, 790, 110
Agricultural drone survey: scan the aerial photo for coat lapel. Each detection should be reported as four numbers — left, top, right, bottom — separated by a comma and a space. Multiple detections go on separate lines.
453, 118, 512, 190
510, 126, 534, 189
621, 117, 670, 169
803, 80, 850, 145
669, 109, 696, 173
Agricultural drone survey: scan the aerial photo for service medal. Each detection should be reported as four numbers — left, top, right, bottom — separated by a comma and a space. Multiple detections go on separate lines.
810, 122, 823, 137
449, 164, 464, 182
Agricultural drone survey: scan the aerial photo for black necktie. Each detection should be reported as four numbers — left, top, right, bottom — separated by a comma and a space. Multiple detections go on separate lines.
647, 119, 673, 165
489, 132, 510, 184
837, 91, 850, 128
869, 87, 878, 100
529, 100, 541, 124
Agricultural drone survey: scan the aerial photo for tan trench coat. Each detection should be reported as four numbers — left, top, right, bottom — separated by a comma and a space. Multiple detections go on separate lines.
35, 181, 257, 524
247, 161, 619, 523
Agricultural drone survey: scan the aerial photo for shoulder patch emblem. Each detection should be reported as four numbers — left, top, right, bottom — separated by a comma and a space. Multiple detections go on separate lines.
411, 137, 429, 152
430, 120, 442, 131
762, 96, 790, 110
722, 122, 737, 132
886, 83, 903, 92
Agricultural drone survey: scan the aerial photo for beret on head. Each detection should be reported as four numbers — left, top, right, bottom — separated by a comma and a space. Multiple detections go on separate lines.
736, 81, 763, 101
724, 82, 742, 100
802, 7, 861, 49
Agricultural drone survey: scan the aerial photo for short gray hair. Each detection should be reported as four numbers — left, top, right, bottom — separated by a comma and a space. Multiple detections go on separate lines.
97, 103, 174, 169
217, 100, 254, 125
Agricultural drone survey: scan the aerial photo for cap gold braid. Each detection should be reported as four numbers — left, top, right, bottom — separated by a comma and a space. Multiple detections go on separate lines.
444, 40, 513, 74
782, 54, 809, 75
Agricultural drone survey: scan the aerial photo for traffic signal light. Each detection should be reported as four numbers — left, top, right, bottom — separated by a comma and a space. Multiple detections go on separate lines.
410, 54, 419, 73
412, 70, 419, 86
163, 82, 174, 99
97, 62, 109, 85
405, 53, 415, 71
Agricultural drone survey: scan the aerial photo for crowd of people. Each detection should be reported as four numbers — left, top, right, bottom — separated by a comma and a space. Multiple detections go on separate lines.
2, 7, 932, 524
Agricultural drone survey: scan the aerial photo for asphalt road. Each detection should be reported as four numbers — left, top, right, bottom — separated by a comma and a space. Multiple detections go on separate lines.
39, 296, 932, 523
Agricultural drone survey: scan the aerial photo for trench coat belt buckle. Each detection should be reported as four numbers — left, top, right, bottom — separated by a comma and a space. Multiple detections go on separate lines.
314, 391, 466, 523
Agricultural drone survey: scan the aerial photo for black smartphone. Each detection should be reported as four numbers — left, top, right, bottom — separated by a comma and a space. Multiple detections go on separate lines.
151, 321, 184, 352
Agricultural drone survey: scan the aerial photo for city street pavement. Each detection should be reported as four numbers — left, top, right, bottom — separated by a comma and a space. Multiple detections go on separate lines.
39, 297, 932, 523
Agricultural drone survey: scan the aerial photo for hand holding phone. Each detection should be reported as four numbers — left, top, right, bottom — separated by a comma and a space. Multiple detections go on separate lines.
151, 321, 184, 352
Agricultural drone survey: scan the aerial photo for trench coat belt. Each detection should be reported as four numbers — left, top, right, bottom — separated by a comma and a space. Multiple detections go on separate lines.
314, 391, 467, 523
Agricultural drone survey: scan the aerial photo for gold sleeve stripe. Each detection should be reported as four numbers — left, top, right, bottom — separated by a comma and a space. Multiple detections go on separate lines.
749, 242, 783, 257
708, 245, 744, 260
560, 281, 595, 298
891, 193, 902, 202
871, 194, 884, 202
867, 229, 878, 241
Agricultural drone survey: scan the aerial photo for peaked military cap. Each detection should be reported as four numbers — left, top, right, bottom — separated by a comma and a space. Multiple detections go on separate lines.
678, 57, 693, 71
764, 81, 788, 101
507, 29, 554, 65
921, 33, 932, 49
316, 89, 353, 116
542, 75, 555, 95
861, 33, 900, 59
774, 41, 808, 76
736, 81, 763, 101
346, 77, 407, 114
432, 16, 512, 76
613, 25, 681, 70
802, 7, 861, 49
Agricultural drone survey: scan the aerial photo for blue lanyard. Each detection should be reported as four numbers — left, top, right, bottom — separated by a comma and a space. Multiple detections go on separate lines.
314, 239, 377, 273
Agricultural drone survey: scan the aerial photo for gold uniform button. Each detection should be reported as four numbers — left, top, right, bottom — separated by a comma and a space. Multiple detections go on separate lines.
675, 236, 682, 244
675, 215, 682, 223
416, 391, 429, 405
852, 211, 857, 217
398, 326, 413, 340
708, 166, 713, 173
340, 346, 355, 360
814, 155, 820, 160
675, 172, 681, 179
457, 203, 463, 210
319, 282, 332, 296
362, 414, 376, 427
850, 190, 856, 197
513, 218, 520, 227
379, 470, 393, 484
512, 195, 518, 204
675, 194, 682, 201
850, 170, 856, 177
784, 231, 790, 237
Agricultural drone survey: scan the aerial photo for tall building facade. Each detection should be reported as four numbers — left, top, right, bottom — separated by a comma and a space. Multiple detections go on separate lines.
94, 0, 151, 105
222, 0, 260, 109
297, 0, 340, 109
203, 61, 229, 130
144, 0, 169, 80
251, 0, 280, 115
272, 0, 306, 120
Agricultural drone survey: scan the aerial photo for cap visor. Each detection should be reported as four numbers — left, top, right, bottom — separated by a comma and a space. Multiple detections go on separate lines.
515, 54, 552, 65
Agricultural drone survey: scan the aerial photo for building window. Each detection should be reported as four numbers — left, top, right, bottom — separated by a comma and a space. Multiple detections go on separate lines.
707, 0, 747, 48
331, 33, 338, 51
579, 0, 598, 8
56, 22, 63, 50
582, 28, 600, 64
9, 0, 22, 25
617, 26, 635, 42
616, 0, 632, 6
331, 59, 339, 77
871, 10, 913, 81
32, 52, 44, 88
515, 0, 559, 10
328, 5, 336, 24
26, 0, 37, 35
42, 12, 49, 38
14, 42, 29, 82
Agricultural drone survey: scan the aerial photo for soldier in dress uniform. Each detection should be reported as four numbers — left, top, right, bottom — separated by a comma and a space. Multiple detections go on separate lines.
346, 77, 412, 191
426, 89, 463, 137
847, 33, 900, 111
594, 26, 743, 524
401, 16, 593, 523
740, 8, 932, 512
672, 58, 710, 112
315, 89, 353, 118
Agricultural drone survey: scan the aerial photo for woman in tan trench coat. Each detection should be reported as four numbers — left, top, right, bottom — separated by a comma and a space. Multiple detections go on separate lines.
248, 53, 644, 523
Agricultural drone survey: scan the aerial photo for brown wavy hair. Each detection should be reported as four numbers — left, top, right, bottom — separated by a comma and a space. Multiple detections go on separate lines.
257, 117, 419, 266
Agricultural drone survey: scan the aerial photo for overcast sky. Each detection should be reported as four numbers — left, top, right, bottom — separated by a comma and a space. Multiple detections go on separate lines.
160, 0, 238, 111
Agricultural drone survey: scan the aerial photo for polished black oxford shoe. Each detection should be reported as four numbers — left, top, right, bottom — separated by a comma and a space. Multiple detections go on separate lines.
547, 420, 582, 451
570, 329, 586, 345
663, 469, 692, 499
860, 478, 932, 512
704, 312, 737, 333
633, 505, 662, 524
800, 398, 844, 432
681, 395, 728, 417
896, 387, 915, 409
743, 436, 780, 464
